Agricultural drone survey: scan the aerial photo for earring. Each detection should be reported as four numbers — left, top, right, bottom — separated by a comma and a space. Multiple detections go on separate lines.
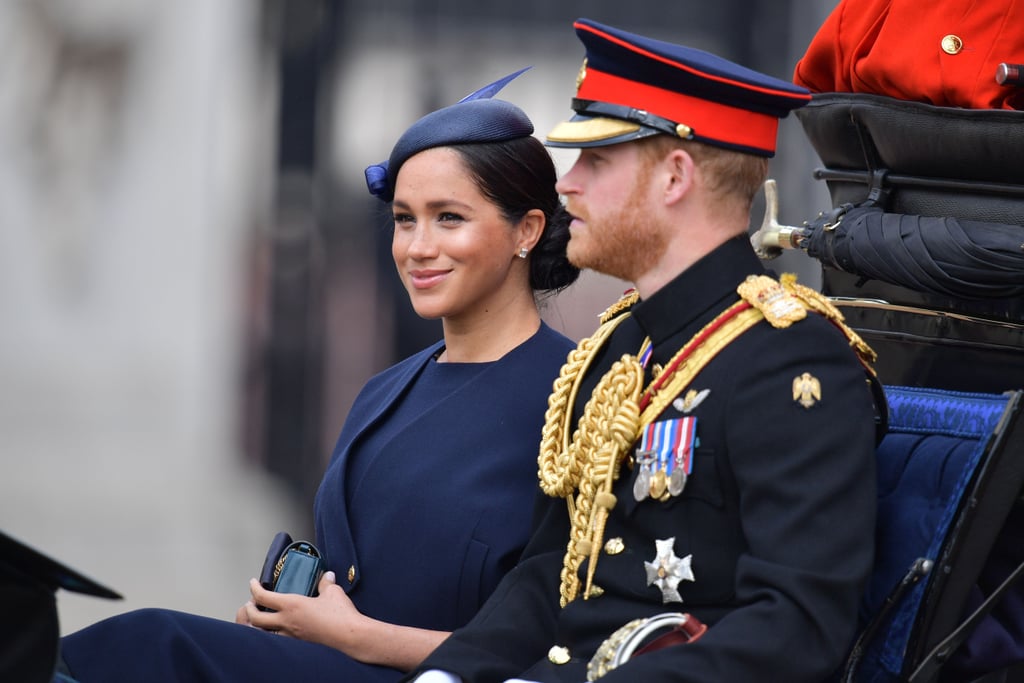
517, 247, 529, 259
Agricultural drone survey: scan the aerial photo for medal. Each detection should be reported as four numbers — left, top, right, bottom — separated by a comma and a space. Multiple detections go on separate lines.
650, 470, 668, 499
633, 448, 655, 502
635, 418, 698, 501
644, 537, 695, 604
668, 468, 687, 497
633, 468, 650, 501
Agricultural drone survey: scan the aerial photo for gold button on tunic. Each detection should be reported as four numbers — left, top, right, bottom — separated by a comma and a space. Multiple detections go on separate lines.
941, 34, 963, 55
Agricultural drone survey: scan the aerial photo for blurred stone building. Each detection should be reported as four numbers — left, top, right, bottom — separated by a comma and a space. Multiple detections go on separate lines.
0, 0, 836, 634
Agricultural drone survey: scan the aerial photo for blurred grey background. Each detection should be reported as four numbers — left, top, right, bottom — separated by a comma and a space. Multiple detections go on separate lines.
0, 0, 836, 634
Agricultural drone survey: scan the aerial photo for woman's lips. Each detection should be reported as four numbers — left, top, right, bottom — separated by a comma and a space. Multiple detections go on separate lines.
409, 269, 449, 289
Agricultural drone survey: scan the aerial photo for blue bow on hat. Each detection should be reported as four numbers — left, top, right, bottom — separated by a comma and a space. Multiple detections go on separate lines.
365, 67, 533, 202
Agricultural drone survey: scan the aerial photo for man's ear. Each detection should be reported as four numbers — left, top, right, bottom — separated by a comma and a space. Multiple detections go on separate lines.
663, 148, 695, 205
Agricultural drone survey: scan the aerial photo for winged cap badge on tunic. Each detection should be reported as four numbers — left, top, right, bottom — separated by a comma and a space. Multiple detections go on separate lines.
673, 388, 710, 413
793, 372, 821, 409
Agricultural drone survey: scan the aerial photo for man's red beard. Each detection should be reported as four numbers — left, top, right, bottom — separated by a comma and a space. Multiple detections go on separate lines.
565, 164, 667, 283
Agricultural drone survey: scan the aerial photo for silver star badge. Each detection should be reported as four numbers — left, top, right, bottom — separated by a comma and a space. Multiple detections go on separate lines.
644, 537, 694, 603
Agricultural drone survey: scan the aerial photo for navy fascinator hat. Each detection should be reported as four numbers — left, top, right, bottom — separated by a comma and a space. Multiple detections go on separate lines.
365, 68, 534, 202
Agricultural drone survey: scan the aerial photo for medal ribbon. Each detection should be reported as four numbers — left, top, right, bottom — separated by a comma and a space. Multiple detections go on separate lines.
640, 417, 696, 478
675, 416, 696, 475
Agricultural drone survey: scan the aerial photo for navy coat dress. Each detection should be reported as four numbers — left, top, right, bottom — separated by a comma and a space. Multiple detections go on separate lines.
60, 323, 573, 682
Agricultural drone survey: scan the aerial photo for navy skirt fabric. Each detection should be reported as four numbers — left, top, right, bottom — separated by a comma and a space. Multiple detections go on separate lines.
62, 608, 401, 683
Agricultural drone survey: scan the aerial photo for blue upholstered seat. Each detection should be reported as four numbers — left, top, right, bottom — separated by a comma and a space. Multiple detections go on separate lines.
844, 386, 1024, 683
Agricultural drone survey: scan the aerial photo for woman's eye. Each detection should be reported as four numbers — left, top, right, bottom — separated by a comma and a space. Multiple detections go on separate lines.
438, 212, 464, 224
393, 213, 414, 226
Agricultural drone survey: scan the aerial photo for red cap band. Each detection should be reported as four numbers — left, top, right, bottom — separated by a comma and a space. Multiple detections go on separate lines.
578, 67, 781, 154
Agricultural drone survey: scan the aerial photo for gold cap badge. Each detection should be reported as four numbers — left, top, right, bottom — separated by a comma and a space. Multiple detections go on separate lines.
793, 372, 821, 409
575, 58, 588, 93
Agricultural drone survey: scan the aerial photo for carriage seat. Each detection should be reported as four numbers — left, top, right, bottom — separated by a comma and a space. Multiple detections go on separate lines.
843, 386, 1024, 683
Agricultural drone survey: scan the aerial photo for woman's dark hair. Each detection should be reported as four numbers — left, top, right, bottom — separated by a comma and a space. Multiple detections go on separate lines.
453, 137, 580, 294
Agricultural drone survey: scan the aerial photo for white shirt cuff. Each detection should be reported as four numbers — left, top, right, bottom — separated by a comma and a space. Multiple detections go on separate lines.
411, 671, 461, 683
412, 669, 547, 683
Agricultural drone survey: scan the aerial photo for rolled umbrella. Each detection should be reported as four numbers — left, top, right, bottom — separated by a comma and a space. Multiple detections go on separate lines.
752, 180, 1024, 299
806, 206, 1024, 299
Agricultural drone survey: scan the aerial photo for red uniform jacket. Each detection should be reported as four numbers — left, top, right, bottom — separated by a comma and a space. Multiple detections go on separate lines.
794, 0, 1024, 110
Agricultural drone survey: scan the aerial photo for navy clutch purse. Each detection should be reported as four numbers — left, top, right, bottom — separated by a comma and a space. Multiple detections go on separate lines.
258, 532, 324, 608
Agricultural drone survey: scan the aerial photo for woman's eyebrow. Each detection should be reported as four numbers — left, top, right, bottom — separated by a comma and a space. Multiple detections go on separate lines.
392, 198, 473, 211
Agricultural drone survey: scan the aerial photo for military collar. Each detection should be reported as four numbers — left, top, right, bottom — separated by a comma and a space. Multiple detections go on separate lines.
631, 235, 767, 356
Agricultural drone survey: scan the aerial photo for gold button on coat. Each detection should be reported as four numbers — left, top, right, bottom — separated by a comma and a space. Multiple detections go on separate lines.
347, 565, 356, 583
604, 537, 625, 555
548, 645, 571, 665
941, 34, 963, 55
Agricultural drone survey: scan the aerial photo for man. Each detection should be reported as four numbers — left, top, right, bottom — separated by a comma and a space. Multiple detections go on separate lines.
409, 18, 882, 683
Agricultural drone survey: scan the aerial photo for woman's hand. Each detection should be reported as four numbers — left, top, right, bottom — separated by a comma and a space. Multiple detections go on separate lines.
235, 571, 450, 671
237, 572, 365, 645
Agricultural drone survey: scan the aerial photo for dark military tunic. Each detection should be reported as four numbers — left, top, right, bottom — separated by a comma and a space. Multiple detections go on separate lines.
414, 236, 879, 682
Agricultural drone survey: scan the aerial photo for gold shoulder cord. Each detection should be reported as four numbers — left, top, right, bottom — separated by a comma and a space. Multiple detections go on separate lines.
536, 290, 638, 606
774, 273, 878, 367
538, 291, 640, 500
537, 275, 878, 608
538, 292, 642, 607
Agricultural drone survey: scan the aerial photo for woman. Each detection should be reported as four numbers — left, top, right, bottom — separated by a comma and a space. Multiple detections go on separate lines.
57, 84, 579, 682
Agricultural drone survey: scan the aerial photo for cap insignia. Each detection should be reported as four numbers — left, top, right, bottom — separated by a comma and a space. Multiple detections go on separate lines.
793, 372, 821, 409
575, 58, 588, 94
673, 388, 709, 413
